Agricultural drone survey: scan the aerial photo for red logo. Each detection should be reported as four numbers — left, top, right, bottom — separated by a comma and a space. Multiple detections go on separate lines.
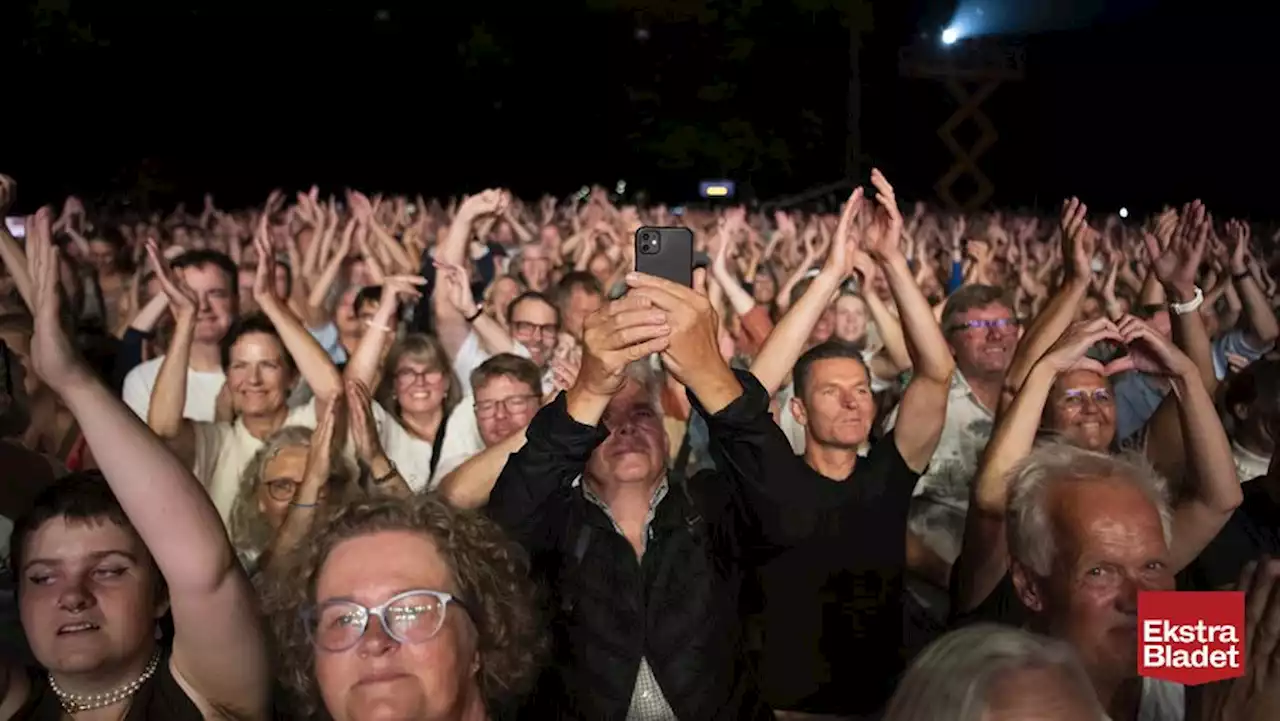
1138, 591, 1245, 686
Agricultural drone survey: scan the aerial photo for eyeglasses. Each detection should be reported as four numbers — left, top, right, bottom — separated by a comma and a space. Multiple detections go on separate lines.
510, 321, 559, 339
307, 589, 470, 653
265, 478, 302, 502
950, 318, 1019, 334
395, 368, 445, 385
474, 394, 538, 419
1058, 388, 1113, 406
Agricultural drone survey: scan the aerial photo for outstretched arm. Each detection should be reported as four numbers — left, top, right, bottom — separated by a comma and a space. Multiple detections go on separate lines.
24, 209, 270, 720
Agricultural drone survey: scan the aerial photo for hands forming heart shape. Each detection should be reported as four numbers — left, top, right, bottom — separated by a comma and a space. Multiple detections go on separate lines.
1048, 316, 1186, 379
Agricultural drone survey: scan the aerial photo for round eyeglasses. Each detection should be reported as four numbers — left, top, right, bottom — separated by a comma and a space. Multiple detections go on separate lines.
307, 589, 470, 652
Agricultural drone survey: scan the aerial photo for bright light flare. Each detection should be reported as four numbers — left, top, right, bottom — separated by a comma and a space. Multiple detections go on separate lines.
1119, 207, 1129, 219
941, 27, 960, 45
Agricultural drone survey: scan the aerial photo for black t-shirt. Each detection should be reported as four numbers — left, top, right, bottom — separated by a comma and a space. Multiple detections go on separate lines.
1181, 478, 1280, 591
752, 432, 921, 715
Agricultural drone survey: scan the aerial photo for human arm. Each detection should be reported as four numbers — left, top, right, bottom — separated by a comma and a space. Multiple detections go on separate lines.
24, 209, 270, 719
341, 275, 425, 389
142, 241, 198, 465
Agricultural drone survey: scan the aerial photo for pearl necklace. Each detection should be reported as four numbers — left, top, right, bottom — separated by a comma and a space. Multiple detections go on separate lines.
48, 648, 161, 715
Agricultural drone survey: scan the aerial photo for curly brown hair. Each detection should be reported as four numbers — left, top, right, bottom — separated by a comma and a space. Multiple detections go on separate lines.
258, 494, 545, 720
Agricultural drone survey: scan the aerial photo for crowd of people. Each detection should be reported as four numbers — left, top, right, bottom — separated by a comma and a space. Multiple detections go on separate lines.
0, 168, 1277, 720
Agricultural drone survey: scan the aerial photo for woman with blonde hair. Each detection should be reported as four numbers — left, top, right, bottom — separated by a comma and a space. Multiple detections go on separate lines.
261, 494, 545, 721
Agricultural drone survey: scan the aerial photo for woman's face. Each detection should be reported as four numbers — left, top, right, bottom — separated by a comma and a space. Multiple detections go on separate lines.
19, 516, 167, 676
313, 530, 482, 721
335, 287, 363, 337
226, 332, 293, 417
834, 295, 869, 344
751, 271, 776, 305
394, 357, 448, 416
1046, 370, 1117, 452
256, 445, 310, 530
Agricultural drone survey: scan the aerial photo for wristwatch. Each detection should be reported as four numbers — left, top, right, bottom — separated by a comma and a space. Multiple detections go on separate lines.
1169, 286, 1204, 316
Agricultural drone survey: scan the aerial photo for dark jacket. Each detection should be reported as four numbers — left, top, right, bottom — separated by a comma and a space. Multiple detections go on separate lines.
488, 370, 808, 721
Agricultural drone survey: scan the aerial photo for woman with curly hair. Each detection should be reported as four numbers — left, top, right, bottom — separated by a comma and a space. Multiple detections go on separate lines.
261, 494, 545, 721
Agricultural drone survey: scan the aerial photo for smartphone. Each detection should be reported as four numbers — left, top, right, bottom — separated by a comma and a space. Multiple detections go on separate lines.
4, 217, 24, 239
634, 227, 693, 287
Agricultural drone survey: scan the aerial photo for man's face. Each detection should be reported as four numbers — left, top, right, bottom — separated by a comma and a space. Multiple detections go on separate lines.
473, 375, 539, 447
792, 357, 875, 452
509, 298, 558, 368
178, 264, 234, 344
562, 288, 603, 341
585, 381, 667, 487
1045, 370, 1116, 452
87, 240, 116, 274
947, 302, 1018, 379
1015, 478, 1174, 683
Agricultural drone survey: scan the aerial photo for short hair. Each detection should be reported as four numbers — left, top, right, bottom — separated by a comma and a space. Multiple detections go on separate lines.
788, 276, 817, 308
1225, 358, 1280, 422
940, 284, 1013, 336
622, 359, 663, 411
470, 353, 541, 397
9, 473, 166, 603
551, 272, 604, 308
792, 340, 869, 400
505, 291, 559, 328
170, 249, 238, 292
1006, 441, 1173, 577
882, 624, 1102, 721
219, 313, 297, 376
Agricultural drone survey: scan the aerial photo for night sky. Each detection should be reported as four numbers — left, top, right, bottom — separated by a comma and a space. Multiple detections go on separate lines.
4, 0, 1278, 217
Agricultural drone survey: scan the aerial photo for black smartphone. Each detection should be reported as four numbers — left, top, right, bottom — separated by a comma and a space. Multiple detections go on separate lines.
634, 226, 693, 287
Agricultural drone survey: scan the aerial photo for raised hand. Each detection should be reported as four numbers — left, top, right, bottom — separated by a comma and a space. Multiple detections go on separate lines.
576, 293, 671, 397
25, 207, 84, 389
824, 186, 865, 278
1195, 558, 1280, 721
1060, 197, 1097, 281
458, 189, 508, 220
252, 233, 279, 305
346, 380, 383, 466
624, 270, 722, 388
1227, 219, 1251, 276
1038, 317, 1124, 376
850, 248, 878, 288
862, 169, 904, 262
1144, 201, 1208, 293
1113, 314, 1196, 377
433, 261, 479, 317
145, 238, 197, 319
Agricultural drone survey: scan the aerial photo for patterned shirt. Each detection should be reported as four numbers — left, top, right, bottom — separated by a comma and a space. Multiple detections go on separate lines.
578, 476, 679, 721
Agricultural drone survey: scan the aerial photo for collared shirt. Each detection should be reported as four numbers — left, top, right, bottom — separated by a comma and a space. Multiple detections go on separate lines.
1232, 440, 1270, 485
885, 369, 994, 566
579, 476, 678, 721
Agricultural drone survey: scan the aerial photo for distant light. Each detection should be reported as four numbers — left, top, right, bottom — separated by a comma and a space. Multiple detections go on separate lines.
941, 27, 960, 45
1119, 207, 1130, 219
634, 28, 650, 41
615, 180, 627, 194
375, 9, 390, 21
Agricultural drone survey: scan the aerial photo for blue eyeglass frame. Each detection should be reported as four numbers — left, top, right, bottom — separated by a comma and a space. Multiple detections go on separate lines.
305, 588, 472, 652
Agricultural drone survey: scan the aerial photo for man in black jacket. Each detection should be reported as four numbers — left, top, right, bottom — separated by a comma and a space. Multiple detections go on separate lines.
489, 269, 810, 720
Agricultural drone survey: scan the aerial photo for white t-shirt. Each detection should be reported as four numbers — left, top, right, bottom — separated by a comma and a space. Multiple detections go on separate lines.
450, 330, 533, 390
192, 400, 318, 525
123, 356, 226, 423
372, 402, 436, 493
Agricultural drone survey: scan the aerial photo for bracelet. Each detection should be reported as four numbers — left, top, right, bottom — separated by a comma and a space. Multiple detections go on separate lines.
1169, 286, 1204, 316
290, 501, 318, 509
364, 319, 393, 333
1233, 270, 1253, 281
463, 306, 484, 323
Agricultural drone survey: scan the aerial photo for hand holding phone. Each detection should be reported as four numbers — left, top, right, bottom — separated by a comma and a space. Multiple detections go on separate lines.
634, 227, 693, 287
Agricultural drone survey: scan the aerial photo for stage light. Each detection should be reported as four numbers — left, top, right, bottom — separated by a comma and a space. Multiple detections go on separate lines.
1119, 207, 1129, 219
941, 27, 960, 45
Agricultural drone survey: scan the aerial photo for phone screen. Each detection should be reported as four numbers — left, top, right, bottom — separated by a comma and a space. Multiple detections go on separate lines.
4, 217, 24, 239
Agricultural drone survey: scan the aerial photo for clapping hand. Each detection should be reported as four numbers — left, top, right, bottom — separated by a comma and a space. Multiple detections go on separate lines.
25, 208, 85, 390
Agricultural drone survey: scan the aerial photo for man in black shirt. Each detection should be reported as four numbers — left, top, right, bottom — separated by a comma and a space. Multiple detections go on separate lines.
736, 171, 956, 717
